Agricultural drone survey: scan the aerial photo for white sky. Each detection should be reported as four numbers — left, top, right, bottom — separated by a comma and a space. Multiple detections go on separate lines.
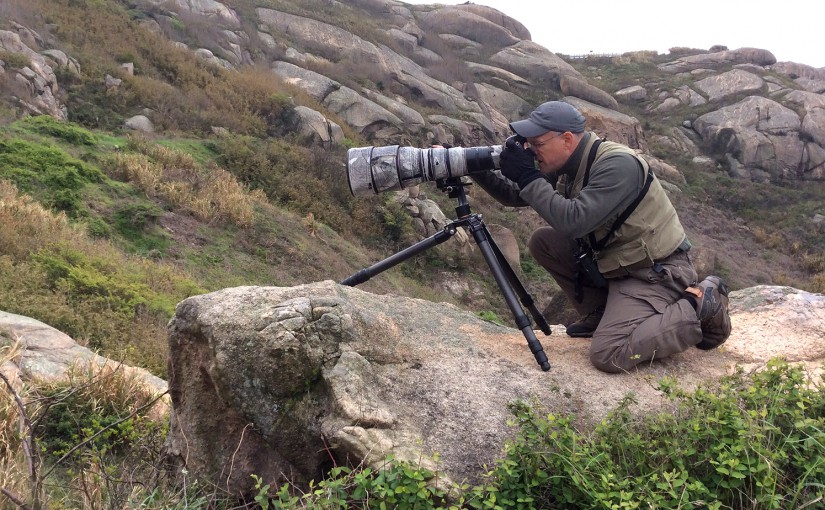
401, 0, 824, 68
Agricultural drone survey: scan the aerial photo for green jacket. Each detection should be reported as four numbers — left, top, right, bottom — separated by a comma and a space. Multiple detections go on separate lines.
472, 132, 688, 277
556, 134, 687, 277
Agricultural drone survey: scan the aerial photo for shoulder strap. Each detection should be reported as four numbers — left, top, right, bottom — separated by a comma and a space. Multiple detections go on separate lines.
588, 158, 654, 251
581, 139, 602, 188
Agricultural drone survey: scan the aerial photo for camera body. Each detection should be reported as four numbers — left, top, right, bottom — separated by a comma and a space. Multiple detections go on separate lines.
346, 144, 503, 196
574, 243, 608, 288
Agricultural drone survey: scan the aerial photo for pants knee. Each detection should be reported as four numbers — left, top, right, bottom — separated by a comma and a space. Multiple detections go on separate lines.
527, 226, 565, 260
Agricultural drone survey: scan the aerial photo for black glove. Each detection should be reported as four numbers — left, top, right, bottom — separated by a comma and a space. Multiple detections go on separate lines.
500, 135, 542, 189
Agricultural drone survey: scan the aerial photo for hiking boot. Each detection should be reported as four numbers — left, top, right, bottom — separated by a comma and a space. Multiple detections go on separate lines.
684, 276, 732, 350
566, 308, 604, 338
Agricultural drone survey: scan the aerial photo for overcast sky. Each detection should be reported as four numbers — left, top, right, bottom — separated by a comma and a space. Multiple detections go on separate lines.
401, 0, 824, 68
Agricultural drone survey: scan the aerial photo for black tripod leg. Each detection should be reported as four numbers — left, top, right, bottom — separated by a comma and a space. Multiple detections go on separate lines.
467, 219, 550, 371
482, 225, 552, 336
341, 225, 457, 286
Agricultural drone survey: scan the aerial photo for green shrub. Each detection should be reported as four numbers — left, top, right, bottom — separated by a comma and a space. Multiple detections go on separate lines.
86, 217, 112, 238
35, 365, 165, 461
468, 359, 825, 509
253, 456, 451, 510
0, 137, 102, 216
476, 310, 504, 325
17, 115, 97, 145
0, 50, 31, 69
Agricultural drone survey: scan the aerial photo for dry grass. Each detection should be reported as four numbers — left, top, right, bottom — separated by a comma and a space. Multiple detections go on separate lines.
107, 139, 267, 228
0, 345, 169, 510
0, 181, 81, 259
0, 342, 39, 510
0, 181, 200, 374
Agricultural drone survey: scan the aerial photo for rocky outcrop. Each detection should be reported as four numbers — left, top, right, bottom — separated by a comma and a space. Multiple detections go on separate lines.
132, 0, 240, 27
692, 96, 814, 181
770, 61, 825, 81
694, 69, 765, 102
163, 282, 825, 498
564, 97, 648, 151
0, 30, 68, 120
658, 47, 777, 73
451, 4, 531, 42
490, 40, 584, 87
416, 6, 521, 48
0, 311, 168, 418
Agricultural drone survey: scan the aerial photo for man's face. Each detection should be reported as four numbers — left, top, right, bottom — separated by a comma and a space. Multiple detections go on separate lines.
526, 131, 571, 174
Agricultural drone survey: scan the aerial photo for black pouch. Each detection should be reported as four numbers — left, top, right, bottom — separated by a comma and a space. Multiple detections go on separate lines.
574, 243, 608, 302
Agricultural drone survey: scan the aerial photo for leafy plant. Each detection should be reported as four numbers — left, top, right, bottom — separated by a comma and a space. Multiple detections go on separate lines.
0, 136, 102, 216
467, 359, 825, 509
0, 50, 31, 69
252, 455, 451, 510
16, 115, 97, 145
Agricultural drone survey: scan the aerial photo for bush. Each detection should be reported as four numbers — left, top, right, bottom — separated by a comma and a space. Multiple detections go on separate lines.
253, 457, 451, 510
0, 136, 102, 216
0, 181, 202, 374
468, 359, 825, 509
17, 115, 97, 145
0, 49, 31, 69
106, 138, 266, 228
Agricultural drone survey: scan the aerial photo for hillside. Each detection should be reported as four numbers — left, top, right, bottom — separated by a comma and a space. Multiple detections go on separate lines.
1, 1, 825, 508
0, 0, 823, 369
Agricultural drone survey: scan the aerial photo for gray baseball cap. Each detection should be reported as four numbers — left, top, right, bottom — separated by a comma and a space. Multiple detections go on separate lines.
509, 101, 586, 137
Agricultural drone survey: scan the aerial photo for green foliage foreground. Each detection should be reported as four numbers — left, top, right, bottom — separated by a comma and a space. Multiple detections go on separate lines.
252, 359, 823, 510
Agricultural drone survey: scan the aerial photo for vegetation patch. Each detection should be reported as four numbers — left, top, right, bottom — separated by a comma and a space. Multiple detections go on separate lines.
0, 136, 102, 216
15, 115, 97, 145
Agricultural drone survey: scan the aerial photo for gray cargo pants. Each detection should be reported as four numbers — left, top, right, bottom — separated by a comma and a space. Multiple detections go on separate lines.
528, 226, 703, 373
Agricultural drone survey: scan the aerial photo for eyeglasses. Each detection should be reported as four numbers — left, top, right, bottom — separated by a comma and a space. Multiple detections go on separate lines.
527, 132, 564, 149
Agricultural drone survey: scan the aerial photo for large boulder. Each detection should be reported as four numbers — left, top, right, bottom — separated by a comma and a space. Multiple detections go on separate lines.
0, 311, 168, 418
291, 106, 344, 146
694, 69, 765, 102
659, 47, 777, 73
564, 97, 648, 151
692, 96, 811, 181
416, 6, 521, 48
559, 74, 619, 110
0, 30, 67, 119
162, 282, 825, 498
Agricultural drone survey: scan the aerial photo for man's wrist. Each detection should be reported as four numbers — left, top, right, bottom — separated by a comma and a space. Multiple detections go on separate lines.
517, 170, 543, 189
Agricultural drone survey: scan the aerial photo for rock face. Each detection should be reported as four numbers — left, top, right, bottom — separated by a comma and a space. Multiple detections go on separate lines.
163, 281, 825, 498
0, 30, 69, 119
692, 96, 805, 181
658, 47, 777, 73
0, 311, 168, 417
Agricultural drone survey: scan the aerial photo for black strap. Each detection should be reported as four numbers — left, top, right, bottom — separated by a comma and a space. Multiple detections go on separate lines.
581, 139, 602, 191
585, 155, 654, 251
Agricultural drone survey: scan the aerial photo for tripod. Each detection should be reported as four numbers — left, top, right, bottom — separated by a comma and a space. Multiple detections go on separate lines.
341, 178, 551, 371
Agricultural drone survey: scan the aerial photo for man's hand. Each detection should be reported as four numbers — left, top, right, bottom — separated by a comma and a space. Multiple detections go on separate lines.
501, 135, 542, 188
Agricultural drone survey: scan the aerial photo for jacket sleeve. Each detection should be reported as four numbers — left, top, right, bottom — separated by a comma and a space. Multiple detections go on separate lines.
519, 152, 644, 239
469, 169, 530, 207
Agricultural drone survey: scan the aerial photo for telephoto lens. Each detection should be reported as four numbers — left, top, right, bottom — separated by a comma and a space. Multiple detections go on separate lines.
346, 144, 503, 196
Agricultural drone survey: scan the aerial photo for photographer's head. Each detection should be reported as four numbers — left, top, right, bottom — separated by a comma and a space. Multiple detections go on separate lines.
510, 101, 586, 174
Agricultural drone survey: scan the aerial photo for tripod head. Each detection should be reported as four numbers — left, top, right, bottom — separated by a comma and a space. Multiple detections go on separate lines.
435, 177, 473, 218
